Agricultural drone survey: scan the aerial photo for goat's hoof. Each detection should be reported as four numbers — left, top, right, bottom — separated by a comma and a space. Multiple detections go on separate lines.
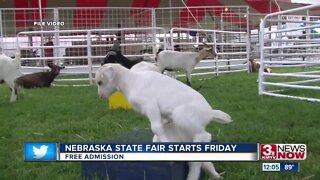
209, 175, 222, 180
211, 175, 223, 180
217, 171, 226, 179
210, 172, 225, 180
195, 85, 202, 91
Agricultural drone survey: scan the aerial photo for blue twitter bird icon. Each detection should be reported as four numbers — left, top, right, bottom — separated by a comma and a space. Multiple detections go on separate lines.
25, 143, 57, 161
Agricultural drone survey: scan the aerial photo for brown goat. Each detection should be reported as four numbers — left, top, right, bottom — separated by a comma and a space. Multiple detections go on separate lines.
249, 58, 271, 73
15, 63, 64, 88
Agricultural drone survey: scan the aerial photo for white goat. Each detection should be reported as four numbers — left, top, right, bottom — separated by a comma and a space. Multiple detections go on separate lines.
157, 43, 216, 87
96, 64, 232, 180
131, 61, 160, 73
0, 52, 21, 102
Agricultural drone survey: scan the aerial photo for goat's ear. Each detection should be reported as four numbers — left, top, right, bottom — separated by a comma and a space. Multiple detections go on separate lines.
47, 63, 54, 69
204, 45, 213, 51
103, 66, 115, 81
203, 42, 211, 47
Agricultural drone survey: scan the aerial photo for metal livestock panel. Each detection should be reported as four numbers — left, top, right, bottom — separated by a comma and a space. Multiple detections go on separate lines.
1, 6, 250, 57
16, 27, 167, 86
259, 4, 320, 102
0, 6, 252, 86
169, 28, 249, 77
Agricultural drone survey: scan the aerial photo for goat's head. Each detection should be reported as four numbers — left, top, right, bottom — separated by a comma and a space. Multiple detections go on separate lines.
202, 43, 217, 58
111, 41, 121, 51
95, 64, 119, 99
249, 58, 256, 63
102, 50, 119, 66
48, 63, 64, 76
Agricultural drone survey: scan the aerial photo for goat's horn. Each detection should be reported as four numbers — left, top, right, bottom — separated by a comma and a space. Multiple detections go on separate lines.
204, 46, 212, 50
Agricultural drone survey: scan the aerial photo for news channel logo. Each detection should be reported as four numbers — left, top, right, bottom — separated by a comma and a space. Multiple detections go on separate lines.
24, 143, 57, 161
260, 144, 307, 160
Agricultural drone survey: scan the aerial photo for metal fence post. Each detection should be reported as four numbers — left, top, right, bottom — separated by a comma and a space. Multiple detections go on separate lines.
213, 31, 219, 77
0, 9, 3, 53
170, 28, 175, 50
220, 13, 224, 64
87, 30, 93, 85
259, 18, 266, 95
38, 0, 45, 66
163, 28, 167, 50
246, 7, 250, 73
306, 10, 310, 63
151, 8, 157, 55
53, 8, 61, 65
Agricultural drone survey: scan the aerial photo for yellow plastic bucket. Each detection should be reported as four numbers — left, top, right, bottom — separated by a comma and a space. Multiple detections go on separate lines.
108, 91, 132, 110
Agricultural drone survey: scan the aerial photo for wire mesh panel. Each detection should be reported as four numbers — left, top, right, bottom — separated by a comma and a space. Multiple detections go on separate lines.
1, 6, 252, 86
155, 6, 248, 31
0, 8, 55, 56
1, 7, 154, 55
170, 28, 248, 77
58, 7, 153, 30
16, 27, 167, 86
259, 4, 320, 102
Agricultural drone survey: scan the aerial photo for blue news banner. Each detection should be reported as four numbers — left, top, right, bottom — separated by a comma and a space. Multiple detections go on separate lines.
24, 143, 258, 161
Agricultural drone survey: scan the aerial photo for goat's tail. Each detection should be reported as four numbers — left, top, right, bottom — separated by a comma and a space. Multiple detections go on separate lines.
12, 51, 21, 68
210, 109, 232, 124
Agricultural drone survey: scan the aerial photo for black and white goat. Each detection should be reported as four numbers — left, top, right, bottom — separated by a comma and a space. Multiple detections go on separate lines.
0, 52, 21, 102
15, 63, 64, 89
101, 42, 147, 69
101, 50, 144, 69
157, 43, 217, 87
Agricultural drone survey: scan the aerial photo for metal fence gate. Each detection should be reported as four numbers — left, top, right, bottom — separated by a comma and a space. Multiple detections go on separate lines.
259, 4, 320, 102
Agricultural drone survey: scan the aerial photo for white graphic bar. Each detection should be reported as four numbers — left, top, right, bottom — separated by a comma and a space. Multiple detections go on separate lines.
59, 153, 258, 161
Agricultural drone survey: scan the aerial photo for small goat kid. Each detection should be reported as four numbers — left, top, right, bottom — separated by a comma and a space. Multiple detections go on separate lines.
249, 58, 271, 73
96, 64, 232, 180
15, 63, 63, 89
0, 52, 21, 102
157, 43, 217, 87
101, 42, 150, 68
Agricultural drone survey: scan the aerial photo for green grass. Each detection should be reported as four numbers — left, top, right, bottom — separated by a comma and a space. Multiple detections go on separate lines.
54, 74, 92, 86
0, 72, 320, 180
